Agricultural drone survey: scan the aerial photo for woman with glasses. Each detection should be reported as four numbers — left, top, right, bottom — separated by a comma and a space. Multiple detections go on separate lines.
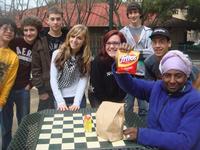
88, 30, 127, 108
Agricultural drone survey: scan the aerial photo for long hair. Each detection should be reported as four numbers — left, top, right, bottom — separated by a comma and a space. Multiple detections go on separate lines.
99, 30, 126, 63
54, 24, 91, 75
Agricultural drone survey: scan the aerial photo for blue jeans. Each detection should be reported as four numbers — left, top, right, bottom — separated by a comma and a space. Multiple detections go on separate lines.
2, 88, 30, 150
125, 93, 148, 117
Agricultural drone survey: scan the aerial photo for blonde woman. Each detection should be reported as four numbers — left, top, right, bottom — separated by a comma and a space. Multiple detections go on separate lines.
50, 24, 91, 111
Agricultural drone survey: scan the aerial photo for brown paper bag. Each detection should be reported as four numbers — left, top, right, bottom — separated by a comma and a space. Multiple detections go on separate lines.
96, 101, 125, 141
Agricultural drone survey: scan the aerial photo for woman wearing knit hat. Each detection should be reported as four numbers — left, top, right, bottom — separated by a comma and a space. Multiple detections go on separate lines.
112, 50, 200, 150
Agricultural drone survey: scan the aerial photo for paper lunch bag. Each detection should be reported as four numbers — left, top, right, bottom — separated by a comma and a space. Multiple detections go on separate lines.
96, 101, 125, 142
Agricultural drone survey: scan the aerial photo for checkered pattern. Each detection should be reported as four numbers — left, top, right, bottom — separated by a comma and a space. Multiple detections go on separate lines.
57, 57, 80, 89
36, 113, 137, 150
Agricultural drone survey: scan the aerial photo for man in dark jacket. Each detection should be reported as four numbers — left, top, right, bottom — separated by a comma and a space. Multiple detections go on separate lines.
32, 7, 67, 111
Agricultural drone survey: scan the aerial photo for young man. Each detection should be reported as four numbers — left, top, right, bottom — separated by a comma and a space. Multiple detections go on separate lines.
113, 50, 200, 150
144, 27, 200, 88
2, 16, 42, 149
0, 17, 19, 150
120, 2, 153, 116
144, 27, 171, 80
32, 7, 67, 111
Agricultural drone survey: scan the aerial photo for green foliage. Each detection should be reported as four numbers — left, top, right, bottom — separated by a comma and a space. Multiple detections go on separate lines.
142, 0, 186, 25
140, 0, 200, 25
186, 0, 200, 23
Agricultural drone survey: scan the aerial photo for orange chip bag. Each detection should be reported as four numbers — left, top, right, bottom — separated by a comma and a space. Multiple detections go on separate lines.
116, 50, 140, 75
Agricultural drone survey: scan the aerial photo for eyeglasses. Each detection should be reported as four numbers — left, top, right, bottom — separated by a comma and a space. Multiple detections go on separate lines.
0, 25, 14, 32
106, 42, 121, 46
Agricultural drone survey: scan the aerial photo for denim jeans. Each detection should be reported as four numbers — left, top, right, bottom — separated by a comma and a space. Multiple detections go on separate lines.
2, 88, 30, 150
37, 92, 55, 112
124, 93, 148, 117
0, 109, 2, 150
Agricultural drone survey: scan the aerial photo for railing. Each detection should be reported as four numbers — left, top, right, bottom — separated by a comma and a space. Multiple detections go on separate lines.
172, 44, 200, 52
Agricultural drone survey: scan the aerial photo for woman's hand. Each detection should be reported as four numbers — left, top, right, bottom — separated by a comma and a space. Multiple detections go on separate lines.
123, 127, 138, 141
118, 43, 133, 52
57, 103, 68, 111
69, 105, 80, 111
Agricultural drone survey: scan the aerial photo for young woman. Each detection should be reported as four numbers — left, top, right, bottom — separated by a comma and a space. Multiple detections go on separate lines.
50, 24, 91, 111
89, 30, 127, 107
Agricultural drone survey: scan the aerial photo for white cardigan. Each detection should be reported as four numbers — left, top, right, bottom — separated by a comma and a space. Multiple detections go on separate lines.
50, 50, 88, 107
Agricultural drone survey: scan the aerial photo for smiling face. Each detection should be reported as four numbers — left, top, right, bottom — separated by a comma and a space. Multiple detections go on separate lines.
162, 69, 187, 93
127, 9, 141, 26
105, 34, 121, 59
152, 36, 171, 59
23, 26, 38, 44
0, 24, 15, 44
69, 33, 85, 55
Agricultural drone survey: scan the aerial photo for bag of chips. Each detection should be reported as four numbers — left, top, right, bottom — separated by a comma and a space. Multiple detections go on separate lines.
116, 50, 140, 75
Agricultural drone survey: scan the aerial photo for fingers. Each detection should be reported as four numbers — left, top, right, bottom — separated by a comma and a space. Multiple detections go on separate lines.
58, 104, 68, 112
123, 127, 138, 141
57, 104, 80, 112
123, 127, 135, 135
118, 43, 133, 51
69, 105, 80, 111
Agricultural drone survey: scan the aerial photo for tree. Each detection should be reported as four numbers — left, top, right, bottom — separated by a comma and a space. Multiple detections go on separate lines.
186, 0, 200, 23
140, 0, 200, 26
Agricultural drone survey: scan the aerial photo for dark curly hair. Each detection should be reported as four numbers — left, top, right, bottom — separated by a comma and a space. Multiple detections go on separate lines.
21, 16, 42, 32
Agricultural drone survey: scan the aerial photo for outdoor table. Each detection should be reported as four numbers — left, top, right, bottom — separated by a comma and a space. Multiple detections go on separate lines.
8, 108, 157, 150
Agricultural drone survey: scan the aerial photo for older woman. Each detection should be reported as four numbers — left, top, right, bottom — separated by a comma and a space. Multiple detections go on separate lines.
113, 50, 200, 150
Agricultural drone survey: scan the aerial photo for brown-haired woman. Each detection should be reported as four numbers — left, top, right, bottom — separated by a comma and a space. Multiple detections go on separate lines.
89, 30, 127, 107
50, 24, 91, 111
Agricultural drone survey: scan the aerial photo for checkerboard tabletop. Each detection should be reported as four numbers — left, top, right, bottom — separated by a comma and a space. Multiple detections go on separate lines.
35, 112, 144, 150
9, 108, 157, 150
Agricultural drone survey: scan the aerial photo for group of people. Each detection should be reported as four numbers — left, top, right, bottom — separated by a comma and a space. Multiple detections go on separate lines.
0, 1, 200, 150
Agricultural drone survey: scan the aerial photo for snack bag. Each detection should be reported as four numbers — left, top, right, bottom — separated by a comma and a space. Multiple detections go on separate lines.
116, 50, 140, 75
